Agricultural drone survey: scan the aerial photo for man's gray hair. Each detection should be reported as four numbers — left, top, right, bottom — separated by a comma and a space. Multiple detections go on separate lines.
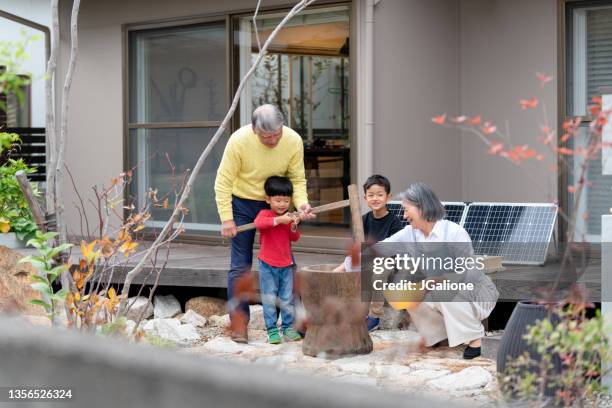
252, 104, 284, 132
399, 182, 446, 222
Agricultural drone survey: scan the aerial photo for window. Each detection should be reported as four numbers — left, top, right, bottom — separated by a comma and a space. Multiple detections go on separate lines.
0, 67, 31, 128
128, 20, 228, 232
566, 1, 612, 241
233, 5, 351, 224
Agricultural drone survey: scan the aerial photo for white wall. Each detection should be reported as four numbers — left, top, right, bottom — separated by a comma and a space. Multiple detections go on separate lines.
59, 0, 560, 237
372, 0, 462, 200
459, 0, 558, 203
0, 0, 50, 127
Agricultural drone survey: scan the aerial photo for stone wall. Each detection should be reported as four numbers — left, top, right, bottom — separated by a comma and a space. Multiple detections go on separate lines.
0, 316, 460, 408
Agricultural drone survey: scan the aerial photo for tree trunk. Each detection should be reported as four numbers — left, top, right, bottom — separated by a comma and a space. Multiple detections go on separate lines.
298, 264, 372, 357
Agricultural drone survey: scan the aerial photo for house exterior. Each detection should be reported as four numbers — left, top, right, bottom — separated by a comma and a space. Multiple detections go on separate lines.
0, 0, 49, 129
2, 0, 611, 251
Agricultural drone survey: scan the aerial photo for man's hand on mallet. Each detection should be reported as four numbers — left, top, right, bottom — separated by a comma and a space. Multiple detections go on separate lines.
298, 203, 316, 221
221, 220, 238, 238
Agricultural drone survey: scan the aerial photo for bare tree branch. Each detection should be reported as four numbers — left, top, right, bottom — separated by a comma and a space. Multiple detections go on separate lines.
117, 0, 318, 316
253, 0, 262, 53
45, 0, 59, 214
55, 0, 81, 245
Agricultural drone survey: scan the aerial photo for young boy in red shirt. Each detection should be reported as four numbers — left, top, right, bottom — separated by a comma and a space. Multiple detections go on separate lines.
254, 176, 303, 344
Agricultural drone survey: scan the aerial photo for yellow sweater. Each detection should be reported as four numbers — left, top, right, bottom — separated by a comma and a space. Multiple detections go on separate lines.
214, 125, 308, 222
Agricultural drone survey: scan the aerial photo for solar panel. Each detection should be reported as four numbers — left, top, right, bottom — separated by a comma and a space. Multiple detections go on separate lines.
388, 201, 467, 227
462, 203, 558, 265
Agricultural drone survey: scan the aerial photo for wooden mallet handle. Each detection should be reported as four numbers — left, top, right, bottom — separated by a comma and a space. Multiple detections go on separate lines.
348, 184, 364, 243
235, 199, 350, 233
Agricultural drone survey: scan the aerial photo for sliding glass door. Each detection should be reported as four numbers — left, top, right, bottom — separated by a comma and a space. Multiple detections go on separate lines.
128, 20, 228, 232
233, 5, 351, 225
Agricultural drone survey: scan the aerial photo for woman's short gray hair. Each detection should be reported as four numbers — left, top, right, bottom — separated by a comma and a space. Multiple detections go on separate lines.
252, 104, 284, 132
399, 182, 446, 222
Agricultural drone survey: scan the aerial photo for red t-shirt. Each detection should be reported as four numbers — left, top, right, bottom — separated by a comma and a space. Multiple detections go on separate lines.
254, 209, 301, 267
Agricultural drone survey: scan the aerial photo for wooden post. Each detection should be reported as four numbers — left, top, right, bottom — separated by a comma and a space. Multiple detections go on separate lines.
348, 184, 364, 242
15, 170, 47, 233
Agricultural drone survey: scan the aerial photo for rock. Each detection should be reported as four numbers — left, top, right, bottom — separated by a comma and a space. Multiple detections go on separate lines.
427, 366, 492, 391
125, 296, 153, 321
254, 353, 299, 366
376, 364, 413, 378
0, 246, 46, 316
370, 329, 421, 343
332, 375, 378, 388
408, 369, 451, 381
142, 319, 154, 331
185, 296, 226, 318
335, 360, 376, 376
208, 314, 230, 328
153, 295, 181, 318
201, 337, 253, 354
408, 361, 447, 371
249, 305, 265, 330
142, 318, 200, 346
125, 319, 137, 334
379, 307, 411, 330
180, 309, 207, 327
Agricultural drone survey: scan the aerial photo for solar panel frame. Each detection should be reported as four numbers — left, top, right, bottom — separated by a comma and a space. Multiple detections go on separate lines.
462, 202, 558, 265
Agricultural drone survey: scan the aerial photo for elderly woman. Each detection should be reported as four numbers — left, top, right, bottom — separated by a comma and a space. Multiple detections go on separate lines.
347, 182, 499, 359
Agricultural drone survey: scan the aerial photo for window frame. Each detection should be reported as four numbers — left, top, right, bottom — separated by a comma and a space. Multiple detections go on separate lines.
122, 15, 231, 237
561, 0, 612, 244
121, 2, 352, 242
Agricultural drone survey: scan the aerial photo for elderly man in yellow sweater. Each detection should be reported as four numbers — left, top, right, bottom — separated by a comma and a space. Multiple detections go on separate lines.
215, 104, 314, 343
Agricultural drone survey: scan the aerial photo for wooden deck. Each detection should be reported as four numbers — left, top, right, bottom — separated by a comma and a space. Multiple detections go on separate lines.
108, 242, 344, 288
489, 258, 601, 302
105, 242, 602, 302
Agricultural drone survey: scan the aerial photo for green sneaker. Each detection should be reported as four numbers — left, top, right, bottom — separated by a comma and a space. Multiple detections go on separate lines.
267, 328, 282, 344
282, 327, 302, 342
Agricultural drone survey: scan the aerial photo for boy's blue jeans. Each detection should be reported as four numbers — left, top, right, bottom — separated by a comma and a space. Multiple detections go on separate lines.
258, 259, 295, 331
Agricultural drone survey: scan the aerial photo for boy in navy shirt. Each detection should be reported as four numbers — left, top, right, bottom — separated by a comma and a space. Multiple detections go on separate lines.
335, 175, 403, 331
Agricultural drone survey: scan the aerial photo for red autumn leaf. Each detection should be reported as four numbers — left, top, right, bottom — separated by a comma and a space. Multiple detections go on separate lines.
540, 133, 555, 145
592, 96, 602, 104
481, 124, 497, 135
431, 114, 446, 125
468, 115, 482, 125
536, 154, 545, 161
521, 148, 537, 159
557, 147, 574, 155
488, 142, 504, 155
560, 133, 571, 143
568, 185, 577, 193
590, 104, 601, 117
536, 72, 553, 86
520, 97, 539, 109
